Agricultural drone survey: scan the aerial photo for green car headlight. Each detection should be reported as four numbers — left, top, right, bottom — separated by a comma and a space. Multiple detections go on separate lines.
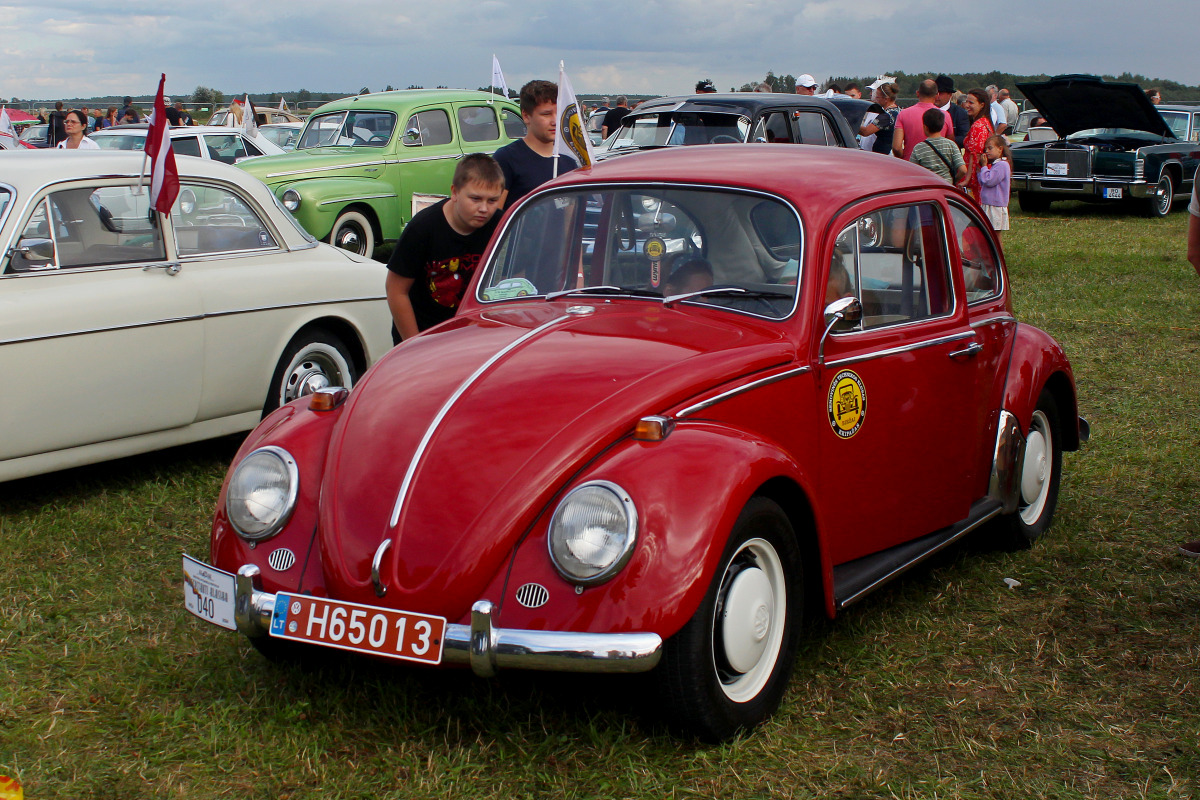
226, 446, 298, 541
281, 189, 301, 212
548, 481, 637, 585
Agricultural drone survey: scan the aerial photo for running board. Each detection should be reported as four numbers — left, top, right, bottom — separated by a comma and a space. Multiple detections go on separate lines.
833, 498, 1003, 610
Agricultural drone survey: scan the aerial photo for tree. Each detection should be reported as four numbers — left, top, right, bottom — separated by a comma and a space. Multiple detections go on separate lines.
191, 86, 223, 106
296, 89, 311, 102
385, 85, 395, 92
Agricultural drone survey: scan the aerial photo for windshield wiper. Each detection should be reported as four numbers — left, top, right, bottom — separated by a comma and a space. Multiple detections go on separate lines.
663, 287, 792, 307
546, 285, 663, 301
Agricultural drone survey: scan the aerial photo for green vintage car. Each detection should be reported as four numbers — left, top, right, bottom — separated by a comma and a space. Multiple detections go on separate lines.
238, 90, 525, 258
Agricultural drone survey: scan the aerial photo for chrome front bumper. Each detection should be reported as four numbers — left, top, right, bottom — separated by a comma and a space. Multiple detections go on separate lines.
1011, 176, 1151, 198
234, 565, 662, 676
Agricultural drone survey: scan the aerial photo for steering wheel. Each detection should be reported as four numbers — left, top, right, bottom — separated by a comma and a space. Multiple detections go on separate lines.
709, 135, 741, 145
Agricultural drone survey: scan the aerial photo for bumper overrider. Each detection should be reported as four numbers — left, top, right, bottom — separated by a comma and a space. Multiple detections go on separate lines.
234, 565, 663, 676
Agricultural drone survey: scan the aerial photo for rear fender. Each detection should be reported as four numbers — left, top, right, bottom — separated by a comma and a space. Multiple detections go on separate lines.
491, 422, 818, 639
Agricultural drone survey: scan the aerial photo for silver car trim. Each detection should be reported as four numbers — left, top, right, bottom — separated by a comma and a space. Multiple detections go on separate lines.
970, 315, 1016, 328
0, 297, 383, 347
676, 366, 810, 419
232, 567, 662, 675
317, 193, 397, 207
389, 314, 571, 528
264, 152, 459, 180
823, 331, 975, 368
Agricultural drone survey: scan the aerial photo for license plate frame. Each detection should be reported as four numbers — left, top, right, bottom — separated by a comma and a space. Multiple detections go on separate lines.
269, 592, 447, 665
183, 555, 237, 630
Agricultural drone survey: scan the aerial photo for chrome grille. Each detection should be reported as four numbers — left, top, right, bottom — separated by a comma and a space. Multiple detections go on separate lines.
515, 583, 549, 608
267, 548, 296, 572
1044, 147, 1089, 179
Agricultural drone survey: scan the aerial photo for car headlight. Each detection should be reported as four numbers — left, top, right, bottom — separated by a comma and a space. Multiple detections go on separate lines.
281, 189, 301, 212
548, 481, 637, 585
226, 446, 299, 541
178, 188, 196, 215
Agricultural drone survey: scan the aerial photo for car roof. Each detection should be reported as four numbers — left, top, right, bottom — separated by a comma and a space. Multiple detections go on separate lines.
541, 144, 952, 230
308, 89, 517, 114
0, 150, 269, 187
631, 92, 848, 116
91, 125, 255, 136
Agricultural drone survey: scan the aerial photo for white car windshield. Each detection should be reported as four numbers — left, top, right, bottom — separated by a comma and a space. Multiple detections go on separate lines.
605, 112, 750, 150
479, 186, 802, 319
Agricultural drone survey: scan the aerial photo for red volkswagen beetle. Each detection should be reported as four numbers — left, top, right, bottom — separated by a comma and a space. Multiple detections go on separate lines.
184, 146, 1087, 741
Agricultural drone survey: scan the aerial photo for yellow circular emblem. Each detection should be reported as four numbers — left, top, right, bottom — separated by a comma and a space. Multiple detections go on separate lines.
559, 103, 592, 167
827, 370, 866, 438
0, 775, 23, 800
644, 238, 665, 259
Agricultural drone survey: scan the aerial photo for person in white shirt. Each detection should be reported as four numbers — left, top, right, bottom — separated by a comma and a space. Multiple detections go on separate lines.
985, 85, 1008, 136
56, 110, 100, 150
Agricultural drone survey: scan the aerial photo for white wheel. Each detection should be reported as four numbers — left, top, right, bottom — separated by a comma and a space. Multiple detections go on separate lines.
328, 210, 375, 258
999, 390, 1062, 548
264, 329, 356, 414
715, 538, 788, 703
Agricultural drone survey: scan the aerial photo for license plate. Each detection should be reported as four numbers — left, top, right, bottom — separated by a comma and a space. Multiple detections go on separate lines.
269, 592, 446, 665
1046, 162, 1068, 176
1103, 187, 1123, 199
183, 555, 237, 630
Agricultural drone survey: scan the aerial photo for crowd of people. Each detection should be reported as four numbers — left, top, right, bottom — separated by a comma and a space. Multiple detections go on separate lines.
33, 95, 198, 148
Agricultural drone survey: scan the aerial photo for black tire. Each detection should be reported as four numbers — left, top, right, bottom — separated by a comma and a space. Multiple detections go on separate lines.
998, 390, 1063, 549
327, 209, 375, 258
654, 497, 803, 742
263, 328, 356, 415
1017, 191, 1051, 213
1142, 171, 1174, 218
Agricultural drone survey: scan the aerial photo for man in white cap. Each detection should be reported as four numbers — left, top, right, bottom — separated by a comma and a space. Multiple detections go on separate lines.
795, 74, 819, 96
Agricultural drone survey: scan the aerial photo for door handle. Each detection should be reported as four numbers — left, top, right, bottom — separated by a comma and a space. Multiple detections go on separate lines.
143, 262, 181, 276
948, 341, 983, 359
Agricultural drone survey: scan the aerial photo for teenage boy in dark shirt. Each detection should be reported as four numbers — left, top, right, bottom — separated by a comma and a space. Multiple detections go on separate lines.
493, 80, 576, 212
385, 153, 505, 343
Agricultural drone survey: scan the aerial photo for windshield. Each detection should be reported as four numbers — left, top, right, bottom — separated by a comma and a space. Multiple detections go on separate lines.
297, 110, 397, 148
1159, 111, 1188, 139
92, 133, 147, 152
479, 186, 802, 319
605, 112, 750, 150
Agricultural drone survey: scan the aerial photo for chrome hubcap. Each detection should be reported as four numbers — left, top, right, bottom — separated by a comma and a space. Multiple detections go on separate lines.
335, 226, 361, 252
282, 350, 344, 404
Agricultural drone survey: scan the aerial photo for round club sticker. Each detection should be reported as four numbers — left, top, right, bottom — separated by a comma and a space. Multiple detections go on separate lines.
827, 369, 867, 438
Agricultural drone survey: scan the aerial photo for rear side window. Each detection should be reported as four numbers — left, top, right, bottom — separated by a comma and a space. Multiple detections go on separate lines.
948, 204, 1002, 303
793, 112, 836, 146
751, 112, 792, 143
458, 106, 500, 142
171, 136, 202, 158
403, 110, 453, 147
829, 202, 952, 330
500, 107, 526, 139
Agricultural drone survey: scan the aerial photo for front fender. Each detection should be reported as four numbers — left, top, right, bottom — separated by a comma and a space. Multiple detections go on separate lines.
489, 421, 814, 641
209, 399, 347, 598
277, 177, 400, 241
1001, 322, 1082, 450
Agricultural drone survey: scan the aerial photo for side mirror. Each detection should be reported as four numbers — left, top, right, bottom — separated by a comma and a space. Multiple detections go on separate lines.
16, 236, 55, 262
818, 296, 862, 366
404, 128, 421, 143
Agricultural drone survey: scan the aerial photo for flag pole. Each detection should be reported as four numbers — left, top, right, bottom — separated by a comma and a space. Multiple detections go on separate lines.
553, 61, 563, 180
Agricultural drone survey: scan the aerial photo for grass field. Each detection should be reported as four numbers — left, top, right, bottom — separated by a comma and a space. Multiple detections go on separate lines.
1, 199, 1197, 799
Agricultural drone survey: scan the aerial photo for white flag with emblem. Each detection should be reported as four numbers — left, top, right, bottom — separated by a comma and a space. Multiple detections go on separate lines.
552, 61, 594, 174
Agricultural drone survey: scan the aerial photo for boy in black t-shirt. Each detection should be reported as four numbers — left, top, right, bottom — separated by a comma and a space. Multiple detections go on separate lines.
385, 154, 505, 343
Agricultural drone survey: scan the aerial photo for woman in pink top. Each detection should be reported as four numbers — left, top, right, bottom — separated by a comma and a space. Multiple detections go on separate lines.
962, 89, 994, 201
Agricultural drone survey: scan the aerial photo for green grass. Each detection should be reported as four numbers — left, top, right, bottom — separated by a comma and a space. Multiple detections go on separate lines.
2, 199, 1198, 799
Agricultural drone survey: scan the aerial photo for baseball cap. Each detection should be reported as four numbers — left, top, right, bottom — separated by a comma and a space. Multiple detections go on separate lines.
163, 97, 171, 105
797, 74, 818, 89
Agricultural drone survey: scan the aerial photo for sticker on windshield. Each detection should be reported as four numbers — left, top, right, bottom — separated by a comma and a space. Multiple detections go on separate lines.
645, 236, 666, 288
828, 370, 867, 439
482, 277, 537, 301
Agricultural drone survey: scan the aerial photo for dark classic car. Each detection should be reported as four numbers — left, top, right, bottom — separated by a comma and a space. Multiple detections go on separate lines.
184, 145, 1087, 742
1011, 75, 1200, 216
596, 93, 869, 159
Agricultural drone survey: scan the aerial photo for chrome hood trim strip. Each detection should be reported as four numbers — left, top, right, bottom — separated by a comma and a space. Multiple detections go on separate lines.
388, 314, 571, 528
676, 366, 810, 419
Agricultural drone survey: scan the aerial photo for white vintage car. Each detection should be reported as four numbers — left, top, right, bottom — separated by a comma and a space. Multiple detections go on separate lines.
89, 125, 285, 163
0, 151, 392, 482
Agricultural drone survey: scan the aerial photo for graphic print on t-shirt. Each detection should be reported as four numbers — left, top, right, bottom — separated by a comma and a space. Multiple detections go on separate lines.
427, 253, 484, 307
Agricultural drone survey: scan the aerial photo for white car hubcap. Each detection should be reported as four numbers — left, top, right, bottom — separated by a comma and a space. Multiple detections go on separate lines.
715, 537, 787, 703
1019, 410, 1052, 524
721, 567, 774, 674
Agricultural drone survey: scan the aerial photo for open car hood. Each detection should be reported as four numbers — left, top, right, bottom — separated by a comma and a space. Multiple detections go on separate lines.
1016, 75, 1175, 139
315, 302, 794, 619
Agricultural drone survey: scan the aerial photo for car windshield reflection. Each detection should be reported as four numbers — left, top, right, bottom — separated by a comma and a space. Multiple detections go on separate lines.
605, 112, 750, 150
480, 186, 802, 319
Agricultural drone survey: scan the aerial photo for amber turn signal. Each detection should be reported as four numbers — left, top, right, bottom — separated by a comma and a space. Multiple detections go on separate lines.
309, 387, 350, 412
633, 415, 674, 441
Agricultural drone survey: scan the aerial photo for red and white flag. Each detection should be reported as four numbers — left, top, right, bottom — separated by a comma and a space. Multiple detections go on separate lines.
143, 74, 179, 214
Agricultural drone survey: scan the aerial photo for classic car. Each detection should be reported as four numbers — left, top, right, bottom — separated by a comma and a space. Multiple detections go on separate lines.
1010, 75, 1200, 217
19, 123, 49, 148
595, 93, 866, 160
1008, 109, 1048, 143
208, 107, 305, 127
0, 152, 392, 482
90, 124, 284, 163
236, 90, 526, 259
184, 145, 1087, 742
0, 132, 36, 150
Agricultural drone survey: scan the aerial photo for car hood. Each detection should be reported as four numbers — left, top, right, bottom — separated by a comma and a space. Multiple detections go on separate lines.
1016, 75, 1175, 138
236, 147, 387, 185
316, 301, 794, 618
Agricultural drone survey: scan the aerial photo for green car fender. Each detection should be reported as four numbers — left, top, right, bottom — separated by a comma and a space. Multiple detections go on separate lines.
276, 176, 403, 243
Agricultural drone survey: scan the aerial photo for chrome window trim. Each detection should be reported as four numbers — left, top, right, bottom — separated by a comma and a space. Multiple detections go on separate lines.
389, 314, 572, 528
970, 315, 1016, 329
317, 193, 398, 207
676, 366, 810, 419
265, 159, 393, 178
0, 296, 381, 347
823, 330, 976, 369
478, 181, 805, 322
0, 181, 16, 232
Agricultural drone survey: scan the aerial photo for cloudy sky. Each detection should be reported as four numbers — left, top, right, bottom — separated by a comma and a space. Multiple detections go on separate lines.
3, 0, 1197, 103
